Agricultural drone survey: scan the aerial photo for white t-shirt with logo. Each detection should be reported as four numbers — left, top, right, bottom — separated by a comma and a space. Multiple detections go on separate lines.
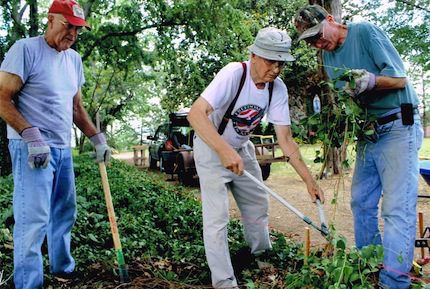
202, 60, 291, 148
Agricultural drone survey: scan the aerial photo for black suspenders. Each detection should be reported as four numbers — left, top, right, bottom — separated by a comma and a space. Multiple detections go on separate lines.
218, 62, 274, 135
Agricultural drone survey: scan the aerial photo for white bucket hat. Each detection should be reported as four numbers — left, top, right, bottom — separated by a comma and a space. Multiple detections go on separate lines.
248, 27, 295, 62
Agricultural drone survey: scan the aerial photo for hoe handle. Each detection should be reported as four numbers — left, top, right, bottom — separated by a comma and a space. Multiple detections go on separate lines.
99, 162, 129, 283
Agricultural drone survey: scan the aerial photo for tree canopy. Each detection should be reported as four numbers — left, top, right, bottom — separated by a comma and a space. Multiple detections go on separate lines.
0, 0, 429, 174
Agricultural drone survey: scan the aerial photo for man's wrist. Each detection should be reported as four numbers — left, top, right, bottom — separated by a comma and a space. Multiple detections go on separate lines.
90, 132, 106, 145
19, 126, 34, 136
367, 72, 376, 91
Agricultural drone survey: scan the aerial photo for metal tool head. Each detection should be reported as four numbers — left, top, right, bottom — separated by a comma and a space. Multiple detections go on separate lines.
316, 199, 329, 237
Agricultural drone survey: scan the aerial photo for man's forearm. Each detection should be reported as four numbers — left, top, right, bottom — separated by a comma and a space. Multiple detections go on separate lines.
375, 76, 407, 91
282, 140, 315, 184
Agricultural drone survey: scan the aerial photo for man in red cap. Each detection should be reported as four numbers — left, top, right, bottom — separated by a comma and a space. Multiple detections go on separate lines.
0, 1, 110, 288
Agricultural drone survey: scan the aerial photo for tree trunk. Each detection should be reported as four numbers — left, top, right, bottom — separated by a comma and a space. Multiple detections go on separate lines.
310, 0, 344, 178
28, 0, 39, 37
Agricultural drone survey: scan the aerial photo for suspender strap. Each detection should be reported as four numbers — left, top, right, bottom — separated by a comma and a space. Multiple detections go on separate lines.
268, 81, 274, 106
218, 62, 247, 135
217, 62, 274, 135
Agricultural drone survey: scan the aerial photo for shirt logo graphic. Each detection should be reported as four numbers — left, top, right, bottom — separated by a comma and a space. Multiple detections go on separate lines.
231, 104, 264, 136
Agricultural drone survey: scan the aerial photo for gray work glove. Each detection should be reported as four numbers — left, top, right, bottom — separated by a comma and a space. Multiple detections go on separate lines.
90, 133, 111, 163
343, 69, 376, 98
21, 127, 51, 169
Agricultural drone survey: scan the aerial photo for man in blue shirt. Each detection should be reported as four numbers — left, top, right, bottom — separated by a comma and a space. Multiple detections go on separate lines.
0, 0, 110, 288
294, 5, 423, 289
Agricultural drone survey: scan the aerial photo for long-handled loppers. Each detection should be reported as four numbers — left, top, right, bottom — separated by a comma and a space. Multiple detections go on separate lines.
99, 162, 130, 283
243, 170, 329, 238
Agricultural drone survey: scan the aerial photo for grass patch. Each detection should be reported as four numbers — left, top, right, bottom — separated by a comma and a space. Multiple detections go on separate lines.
273, 137, 430, 178
420, 138, 430, 158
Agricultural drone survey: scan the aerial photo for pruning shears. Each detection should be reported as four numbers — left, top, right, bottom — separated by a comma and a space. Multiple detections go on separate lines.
316, 199, 329, 236
243, 170, 329, 238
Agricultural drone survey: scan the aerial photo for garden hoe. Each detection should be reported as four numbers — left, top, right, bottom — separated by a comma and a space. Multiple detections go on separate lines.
243, 170, 329, 238
99, 162, 130, 283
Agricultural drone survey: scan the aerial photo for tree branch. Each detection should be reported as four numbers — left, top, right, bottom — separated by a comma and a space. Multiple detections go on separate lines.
4, 1, 27, 38
395, 0, 430, 13
81, 19, 187, 61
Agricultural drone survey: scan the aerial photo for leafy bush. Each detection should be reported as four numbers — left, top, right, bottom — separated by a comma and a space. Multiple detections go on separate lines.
72, 155, 210, 280
0, 156, 212, 286
0, 156, 427, 288
0, 175, 14, 284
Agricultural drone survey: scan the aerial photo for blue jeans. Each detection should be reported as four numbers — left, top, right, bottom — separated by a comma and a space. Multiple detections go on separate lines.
351, 119, 423, 289
9, 140, 77, 289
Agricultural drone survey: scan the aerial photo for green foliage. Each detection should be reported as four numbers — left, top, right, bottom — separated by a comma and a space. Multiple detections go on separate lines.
0, 175, 14, 280
0, 156, 248, 287
72, 156, 207, 269
1, 157, 429, 288
283, 239, 384, 289
0, 0, 320, 151
294, 70, 377, 166
230, 233, 392, 289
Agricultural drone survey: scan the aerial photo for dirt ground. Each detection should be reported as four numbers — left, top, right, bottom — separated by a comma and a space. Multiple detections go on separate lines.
113, 151, 430, 282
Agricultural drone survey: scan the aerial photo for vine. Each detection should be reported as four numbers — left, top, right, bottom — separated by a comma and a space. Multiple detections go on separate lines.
296, 69, 378, 176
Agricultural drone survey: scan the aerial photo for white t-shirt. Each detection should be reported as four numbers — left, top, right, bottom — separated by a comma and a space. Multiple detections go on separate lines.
0, 36, 85, 148
202, 60, 291, 148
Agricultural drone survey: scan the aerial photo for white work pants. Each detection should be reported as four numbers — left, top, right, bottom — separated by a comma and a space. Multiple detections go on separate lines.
193, 136, 271, 288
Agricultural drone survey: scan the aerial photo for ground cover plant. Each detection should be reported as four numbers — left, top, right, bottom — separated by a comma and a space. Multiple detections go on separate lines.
0, 156, 428, 288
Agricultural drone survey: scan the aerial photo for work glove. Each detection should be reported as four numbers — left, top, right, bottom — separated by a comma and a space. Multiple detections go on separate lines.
343, 69, 376, 98
21, 127, 51, 169
90, 132, 111, 163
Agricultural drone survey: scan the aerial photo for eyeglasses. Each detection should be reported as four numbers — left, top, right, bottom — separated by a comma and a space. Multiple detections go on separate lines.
57, 19, 82, 33
261, 58, 286, 69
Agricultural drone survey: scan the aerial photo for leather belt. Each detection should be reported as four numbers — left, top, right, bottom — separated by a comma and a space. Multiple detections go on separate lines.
376, 108, 418, 126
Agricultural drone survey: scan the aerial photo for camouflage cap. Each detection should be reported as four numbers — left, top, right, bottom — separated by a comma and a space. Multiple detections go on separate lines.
294, 5, 329, 41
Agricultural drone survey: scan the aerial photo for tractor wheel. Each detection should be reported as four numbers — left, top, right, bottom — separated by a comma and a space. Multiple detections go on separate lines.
177, 155, 194, 186
159, 156, 164, 172
149, 154, 157, 169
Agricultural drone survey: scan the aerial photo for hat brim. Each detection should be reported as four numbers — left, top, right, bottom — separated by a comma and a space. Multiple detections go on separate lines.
248, 44, 295, 62
64, 15, 91, 30
298, 23, 322, 41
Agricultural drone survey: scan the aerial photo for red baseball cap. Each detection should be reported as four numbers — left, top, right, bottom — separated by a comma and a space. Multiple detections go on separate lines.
48, 0, 91, 30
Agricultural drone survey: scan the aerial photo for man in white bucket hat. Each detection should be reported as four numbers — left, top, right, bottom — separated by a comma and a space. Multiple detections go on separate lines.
188, 27, 324, 288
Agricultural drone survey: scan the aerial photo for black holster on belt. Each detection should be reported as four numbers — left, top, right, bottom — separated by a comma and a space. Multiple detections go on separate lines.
400, 103, 414, 125
376, 103, 415, 126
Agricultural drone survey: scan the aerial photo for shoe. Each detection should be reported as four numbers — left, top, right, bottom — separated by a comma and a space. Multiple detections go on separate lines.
231, 247, 255, 275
